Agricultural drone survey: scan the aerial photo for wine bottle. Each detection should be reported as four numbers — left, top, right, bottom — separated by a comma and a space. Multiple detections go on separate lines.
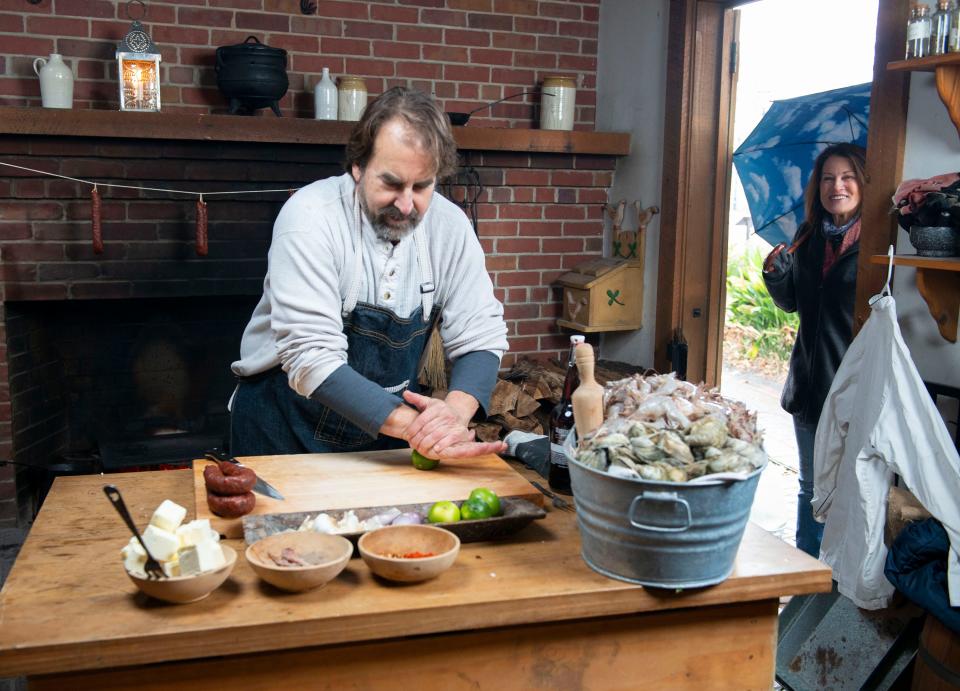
548, 334, 585, 492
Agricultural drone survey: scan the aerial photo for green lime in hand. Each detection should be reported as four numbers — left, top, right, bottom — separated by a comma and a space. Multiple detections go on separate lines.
411, 450, 439, 471
427, 500, 460, 523
460, 497, 495, 520
467, 487, 501, 516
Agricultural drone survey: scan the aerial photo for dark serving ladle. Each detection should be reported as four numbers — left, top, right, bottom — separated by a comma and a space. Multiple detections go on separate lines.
446, 90, 552, 126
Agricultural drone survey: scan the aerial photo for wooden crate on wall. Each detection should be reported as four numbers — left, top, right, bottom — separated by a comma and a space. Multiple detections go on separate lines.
556, 258, 643, 332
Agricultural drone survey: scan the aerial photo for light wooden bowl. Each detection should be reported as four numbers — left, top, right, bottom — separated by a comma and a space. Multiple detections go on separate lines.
126, 545, 237, 604
245, 532, 352, 592
358, 525, 460, 583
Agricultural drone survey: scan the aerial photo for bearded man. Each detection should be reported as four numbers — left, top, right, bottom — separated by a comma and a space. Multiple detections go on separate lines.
230, 87, 508, 459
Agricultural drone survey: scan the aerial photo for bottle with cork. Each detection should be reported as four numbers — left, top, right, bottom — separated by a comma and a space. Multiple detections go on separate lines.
933, 0, 952, 54
906, 3, 933, 59
950, 0, 960, 52
548, 334, 585, 492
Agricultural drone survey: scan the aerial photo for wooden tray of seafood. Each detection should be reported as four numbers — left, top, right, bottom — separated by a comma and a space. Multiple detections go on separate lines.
242, 497, 547, 548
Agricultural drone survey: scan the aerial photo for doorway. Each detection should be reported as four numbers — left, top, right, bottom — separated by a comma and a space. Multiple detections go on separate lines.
657, 0, 880, 545
722, 0, 879, 544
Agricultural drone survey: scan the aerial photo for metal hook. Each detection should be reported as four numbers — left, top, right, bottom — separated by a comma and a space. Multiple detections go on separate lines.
869, 244, 895, 305
126, 0, 147, 21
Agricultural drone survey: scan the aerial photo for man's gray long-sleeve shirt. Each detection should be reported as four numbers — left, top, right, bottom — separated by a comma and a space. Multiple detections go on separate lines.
231, 174, 508, 436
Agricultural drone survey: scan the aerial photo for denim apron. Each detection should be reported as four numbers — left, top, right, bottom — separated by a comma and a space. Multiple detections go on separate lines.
230, 191, 438, 456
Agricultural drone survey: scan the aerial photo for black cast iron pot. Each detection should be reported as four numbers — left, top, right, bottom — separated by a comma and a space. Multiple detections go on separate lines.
215, 35, 288, 116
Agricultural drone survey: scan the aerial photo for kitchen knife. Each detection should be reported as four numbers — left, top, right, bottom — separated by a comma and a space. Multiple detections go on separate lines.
203, 449, 285, 501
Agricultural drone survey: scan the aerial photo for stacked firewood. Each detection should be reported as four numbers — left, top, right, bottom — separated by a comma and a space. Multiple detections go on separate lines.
470, 358, 648, 443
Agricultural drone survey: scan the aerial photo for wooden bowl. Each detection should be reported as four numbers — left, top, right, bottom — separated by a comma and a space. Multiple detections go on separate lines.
358, 525, 460, 583
126, 545, 237, 604
245, 532, 352, 592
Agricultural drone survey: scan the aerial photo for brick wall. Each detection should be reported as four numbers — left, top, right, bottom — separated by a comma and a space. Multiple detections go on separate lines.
0, 0, 611, 526
0, 134, 613, 526
0, 0, 599, 128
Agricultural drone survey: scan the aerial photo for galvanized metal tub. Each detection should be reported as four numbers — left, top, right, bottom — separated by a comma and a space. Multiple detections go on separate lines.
568, 456, 762, 589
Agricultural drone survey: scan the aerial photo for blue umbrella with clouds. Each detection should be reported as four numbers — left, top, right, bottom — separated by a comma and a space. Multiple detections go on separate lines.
733, 82, 871, 246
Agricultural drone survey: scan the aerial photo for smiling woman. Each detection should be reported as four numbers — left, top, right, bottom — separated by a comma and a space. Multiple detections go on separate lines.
761, 142, 868, 558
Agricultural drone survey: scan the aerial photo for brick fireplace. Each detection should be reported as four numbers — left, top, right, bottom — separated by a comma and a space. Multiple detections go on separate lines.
0, 129, 615, 527
0, 0, 617, 528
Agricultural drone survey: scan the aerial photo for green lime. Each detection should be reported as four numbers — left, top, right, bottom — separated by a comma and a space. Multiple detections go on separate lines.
411, 450, 439, 471
427, 500, 460, 523
460, 497, 495, 520
468, 487, 501, 516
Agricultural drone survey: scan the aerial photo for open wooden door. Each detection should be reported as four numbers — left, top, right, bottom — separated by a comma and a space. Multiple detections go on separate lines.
656, 0, 741, 385
657, 0, 909, 383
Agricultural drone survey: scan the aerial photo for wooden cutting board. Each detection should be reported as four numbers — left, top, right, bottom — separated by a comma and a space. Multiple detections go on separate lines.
193, 448, 544, 538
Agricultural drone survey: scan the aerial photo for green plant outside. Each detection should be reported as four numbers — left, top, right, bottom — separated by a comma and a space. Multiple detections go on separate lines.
726, 248, 798, 361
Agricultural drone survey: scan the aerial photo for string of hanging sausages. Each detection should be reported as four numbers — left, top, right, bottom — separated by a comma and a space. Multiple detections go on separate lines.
0, 160, 298, 256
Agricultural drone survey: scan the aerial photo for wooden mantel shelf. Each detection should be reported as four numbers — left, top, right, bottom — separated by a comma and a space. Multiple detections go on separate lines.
0, 106, 631, 155
870, 253, 960, 342
888, 53, 960, 138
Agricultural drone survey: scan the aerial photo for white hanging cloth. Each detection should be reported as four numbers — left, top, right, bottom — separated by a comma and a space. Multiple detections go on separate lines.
812, 286, 960, 610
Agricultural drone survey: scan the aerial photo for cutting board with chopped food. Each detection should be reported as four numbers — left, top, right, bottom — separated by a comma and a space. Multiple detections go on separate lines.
193, 448, 544, 538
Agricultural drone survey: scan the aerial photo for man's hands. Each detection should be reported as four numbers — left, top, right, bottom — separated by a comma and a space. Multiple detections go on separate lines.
399, 390, 507, 460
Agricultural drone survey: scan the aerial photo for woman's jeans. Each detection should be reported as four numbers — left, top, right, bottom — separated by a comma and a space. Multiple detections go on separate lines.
793, 417, 824, 557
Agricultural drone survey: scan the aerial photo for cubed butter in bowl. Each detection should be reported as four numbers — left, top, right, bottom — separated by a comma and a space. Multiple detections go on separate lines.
125, 545, 236, 604
120, 500, 236, 604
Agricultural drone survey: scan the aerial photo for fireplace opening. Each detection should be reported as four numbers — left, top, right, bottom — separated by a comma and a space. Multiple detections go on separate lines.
5, 295, 259, 518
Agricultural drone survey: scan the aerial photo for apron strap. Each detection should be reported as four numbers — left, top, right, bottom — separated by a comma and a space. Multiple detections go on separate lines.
413, 223, 434, 321
342, 188, 364, 317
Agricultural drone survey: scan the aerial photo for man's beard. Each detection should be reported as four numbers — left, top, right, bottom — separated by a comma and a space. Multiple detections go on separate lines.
359, 189, 420, 243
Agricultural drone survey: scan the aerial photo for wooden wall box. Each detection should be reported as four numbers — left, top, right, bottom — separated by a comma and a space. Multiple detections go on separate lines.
556, 258, 643, 332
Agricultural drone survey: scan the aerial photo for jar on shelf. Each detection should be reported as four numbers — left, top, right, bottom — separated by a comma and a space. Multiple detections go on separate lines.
906, 3, 932, 59
950, 0, 960, 52
338, 76, 367, 121
540, 75, 576, 131
933, 0, 952, 54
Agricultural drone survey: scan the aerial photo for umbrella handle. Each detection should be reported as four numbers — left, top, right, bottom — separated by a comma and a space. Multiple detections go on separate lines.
786, 226, 813, 254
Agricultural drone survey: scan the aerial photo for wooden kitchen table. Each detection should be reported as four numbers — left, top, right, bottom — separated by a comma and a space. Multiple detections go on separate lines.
0, 466, 831, 690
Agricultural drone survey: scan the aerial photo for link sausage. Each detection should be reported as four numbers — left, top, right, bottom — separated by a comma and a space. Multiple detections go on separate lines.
91, 186, 103, 254
196, 198, 208, 256
206, 490, 256, 518
203, 461, 256, 495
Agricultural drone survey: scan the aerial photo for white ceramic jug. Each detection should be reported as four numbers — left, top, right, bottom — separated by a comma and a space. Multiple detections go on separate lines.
314, 67, 337, 120
33, 53, 73, 109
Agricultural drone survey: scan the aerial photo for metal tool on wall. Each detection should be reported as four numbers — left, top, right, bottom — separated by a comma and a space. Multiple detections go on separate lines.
439, 155, 483, 236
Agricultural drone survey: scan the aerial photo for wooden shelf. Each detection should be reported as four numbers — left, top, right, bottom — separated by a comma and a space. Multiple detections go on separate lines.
0, 106, 630, 155
870, 253, 960, 341
888, 54, 960, 137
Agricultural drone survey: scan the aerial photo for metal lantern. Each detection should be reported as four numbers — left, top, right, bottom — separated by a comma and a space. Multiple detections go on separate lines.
116, 0, 161, 112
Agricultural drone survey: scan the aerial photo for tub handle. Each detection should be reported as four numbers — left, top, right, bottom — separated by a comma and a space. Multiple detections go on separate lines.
628, 492, 692, 532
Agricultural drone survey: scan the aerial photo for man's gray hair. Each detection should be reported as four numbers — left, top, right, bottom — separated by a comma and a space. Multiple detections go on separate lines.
344, 86, 459, 180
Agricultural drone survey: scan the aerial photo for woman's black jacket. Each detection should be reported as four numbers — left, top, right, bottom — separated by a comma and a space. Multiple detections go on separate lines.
762, 222, 859, 425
